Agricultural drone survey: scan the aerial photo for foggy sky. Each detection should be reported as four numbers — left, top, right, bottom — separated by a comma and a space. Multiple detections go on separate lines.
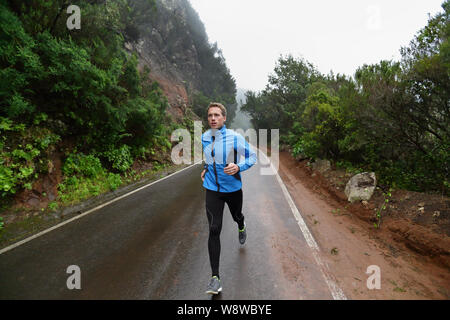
189, 0, 445, 92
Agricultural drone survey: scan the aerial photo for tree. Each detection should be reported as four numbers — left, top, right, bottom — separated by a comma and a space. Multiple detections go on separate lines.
266, 55, 321, 133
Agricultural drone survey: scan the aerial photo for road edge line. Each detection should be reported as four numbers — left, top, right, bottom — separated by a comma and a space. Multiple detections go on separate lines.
259, 150, 347, 300
0, 161, 202, 255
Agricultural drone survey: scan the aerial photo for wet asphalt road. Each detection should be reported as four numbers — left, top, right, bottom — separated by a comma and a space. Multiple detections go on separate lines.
0, 160, 334, 300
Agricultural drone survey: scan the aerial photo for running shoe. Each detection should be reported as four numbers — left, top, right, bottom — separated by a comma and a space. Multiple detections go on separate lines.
239, 222, 247, 245
206, 276, 222, 295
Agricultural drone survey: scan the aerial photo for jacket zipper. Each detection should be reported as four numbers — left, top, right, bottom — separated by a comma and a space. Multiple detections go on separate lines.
211, 136, 220, 192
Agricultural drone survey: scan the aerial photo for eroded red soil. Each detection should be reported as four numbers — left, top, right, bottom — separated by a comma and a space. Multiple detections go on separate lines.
278, 151, 450, 299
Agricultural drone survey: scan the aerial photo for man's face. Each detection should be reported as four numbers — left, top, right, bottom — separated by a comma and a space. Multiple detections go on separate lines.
207, 107, 226, 129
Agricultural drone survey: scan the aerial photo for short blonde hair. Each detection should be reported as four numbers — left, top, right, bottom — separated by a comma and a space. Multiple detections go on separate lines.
207, 102, 227, 117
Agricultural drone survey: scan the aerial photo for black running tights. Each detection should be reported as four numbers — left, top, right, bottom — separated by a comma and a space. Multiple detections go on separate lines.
205, 189, 245, 278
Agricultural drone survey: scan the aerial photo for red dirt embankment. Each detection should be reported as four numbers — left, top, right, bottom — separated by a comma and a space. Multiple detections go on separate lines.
278, 150, 450, 299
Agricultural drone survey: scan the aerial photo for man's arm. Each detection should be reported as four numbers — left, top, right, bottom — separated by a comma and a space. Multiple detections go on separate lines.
236, 134, 257, 172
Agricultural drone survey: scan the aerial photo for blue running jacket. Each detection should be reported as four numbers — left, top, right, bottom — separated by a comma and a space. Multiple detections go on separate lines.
202, 125, 257, 193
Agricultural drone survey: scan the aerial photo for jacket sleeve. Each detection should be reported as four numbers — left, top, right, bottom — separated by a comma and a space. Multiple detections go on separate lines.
236, 134, 257, 172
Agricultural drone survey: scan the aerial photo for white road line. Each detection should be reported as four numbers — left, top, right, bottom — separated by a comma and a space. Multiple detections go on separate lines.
259, 151, 347, 300
0, 162, 202, 255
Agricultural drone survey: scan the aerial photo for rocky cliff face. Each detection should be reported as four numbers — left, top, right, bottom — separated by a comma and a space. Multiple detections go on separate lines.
125, 0, 219, 120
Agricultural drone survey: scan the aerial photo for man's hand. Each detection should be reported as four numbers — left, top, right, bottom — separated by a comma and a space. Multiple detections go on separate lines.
224, 163, 239, 175
201, 169, 206, 182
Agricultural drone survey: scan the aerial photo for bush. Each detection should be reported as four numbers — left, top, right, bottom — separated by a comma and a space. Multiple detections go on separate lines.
107, 173, 123, 191
0, 116, 60, 197
101, 145, 133, 173
62, 153, 104, 178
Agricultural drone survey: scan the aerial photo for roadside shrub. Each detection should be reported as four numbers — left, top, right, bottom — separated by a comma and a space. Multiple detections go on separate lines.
107, 173, 122, 191
62, 153, 104, 178
0, 116, 60, 197
101, 145, 133, 173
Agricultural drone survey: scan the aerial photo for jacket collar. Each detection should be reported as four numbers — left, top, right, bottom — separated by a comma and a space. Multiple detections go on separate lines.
216, 124, 227, 135
206, 124, 227, 139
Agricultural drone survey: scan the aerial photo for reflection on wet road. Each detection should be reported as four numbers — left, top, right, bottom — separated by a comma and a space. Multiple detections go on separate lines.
0, 161, 335, 299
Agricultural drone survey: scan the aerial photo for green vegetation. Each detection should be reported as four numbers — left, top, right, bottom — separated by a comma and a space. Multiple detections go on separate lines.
56, 149, 171, 206
242, 1, 449, 194
148, 0, 237, 123
374, 188, 393, 229
57, 152, 120, 205
0, 0, 214, 220
0, 116, 61, 197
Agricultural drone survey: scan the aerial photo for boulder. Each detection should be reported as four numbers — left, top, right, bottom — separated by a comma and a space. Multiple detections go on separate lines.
345, 172, 377, 203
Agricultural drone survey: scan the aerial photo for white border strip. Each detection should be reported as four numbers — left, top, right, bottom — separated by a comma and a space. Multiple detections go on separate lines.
260, 151, 347, 300
0, 162, 202, 255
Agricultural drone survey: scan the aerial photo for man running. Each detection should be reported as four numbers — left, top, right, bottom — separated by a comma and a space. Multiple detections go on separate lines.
201, 102, 257, 295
